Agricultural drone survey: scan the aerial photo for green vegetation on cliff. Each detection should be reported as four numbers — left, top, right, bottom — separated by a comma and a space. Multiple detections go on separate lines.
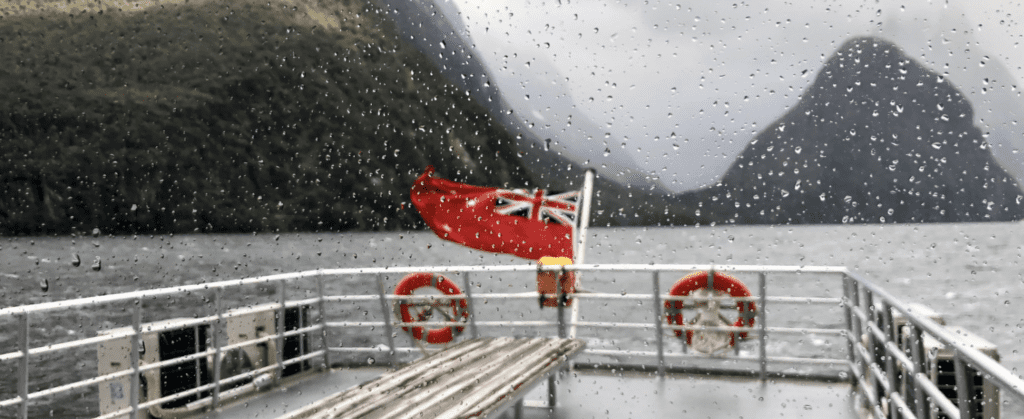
0, 0, 532, 235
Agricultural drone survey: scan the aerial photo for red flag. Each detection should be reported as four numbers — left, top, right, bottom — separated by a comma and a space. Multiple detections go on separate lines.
410, 166, 576, 260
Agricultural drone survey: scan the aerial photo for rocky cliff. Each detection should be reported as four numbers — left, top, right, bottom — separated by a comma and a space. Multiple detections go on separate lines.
678, 37, 1024, 224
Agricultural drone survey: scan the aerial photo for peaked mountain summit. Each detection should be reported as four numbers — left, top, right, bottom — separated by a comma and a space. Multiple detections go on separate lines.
681, 36, 1024, 224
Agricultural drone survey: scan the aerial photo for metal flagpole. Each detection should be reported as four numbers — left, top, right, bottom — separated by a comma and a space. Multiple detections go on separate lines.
569, 168, 595, 339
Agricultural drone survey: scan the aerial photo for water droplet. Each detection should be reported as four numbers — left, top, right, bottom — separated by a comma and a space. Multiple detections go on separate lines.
40, 279, 49, 292
91, 257, 102, 271
71, 253, 81, 267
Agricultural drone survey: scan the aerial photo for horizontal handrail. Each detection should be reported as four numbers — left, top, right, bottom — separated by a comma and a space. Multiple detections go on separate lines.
326, 319, 844, 337
0, 300, 320, 362
3, 262, 1021, 419
0, 323, 325, 408
0, 264, 846, 317
344, 292, 836, 304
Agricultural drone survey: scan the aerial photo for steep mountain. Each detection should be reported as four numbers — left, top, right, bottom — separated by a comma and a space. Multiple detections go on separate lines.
0, 0, 533, 235
373, 0, 669, 194
677, 37, 1024, 224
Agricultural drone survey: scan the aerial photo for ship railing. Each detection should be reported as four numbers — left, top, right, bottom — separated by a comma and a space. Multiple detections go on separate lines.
1, 264, 1022, 419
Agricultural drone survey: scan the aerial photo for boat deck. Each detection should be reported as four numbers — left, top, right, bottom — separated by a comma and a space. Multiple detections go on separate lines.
201, 366, 860, 419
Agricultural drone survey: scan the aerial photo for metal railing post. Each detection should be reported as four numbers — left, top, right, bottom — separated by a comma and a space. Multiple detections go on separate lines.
651, 271, 665, 378
276, 282, 287, 379
375, 274, 396, 367
550, 267, 565, 409
954, 357, 975, 419
707, 266, 715, 291
907, 324, 927, 419
556, 267, 566, 339
17, 313, 29, 419
758, 272, 768, 382
317, 276, 331, 369
734, 269, 747, 356
211, 289, 223, 410
194, 321, 202, 396
130, 300, 142, 419
880, 301, 899, 419
298, 305, 306, 364
850, 282, 863, 346
863, 289, 883, 411
706, 266, 714, 357
462, 272, 479, 339
842, 274, 855, 368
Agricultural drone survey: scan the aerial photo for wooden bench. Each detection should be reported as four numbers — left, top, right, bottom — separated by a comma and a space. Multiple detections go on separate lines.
279, 337, 585, 419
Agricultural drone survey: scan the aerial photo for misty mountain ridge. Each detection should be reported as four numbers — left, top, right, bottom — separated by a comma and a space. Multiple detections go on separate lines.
376, 3, 1024, 225
2, 1, 1021, 235
372, 0, 669, 195
678, 36, 1024, 224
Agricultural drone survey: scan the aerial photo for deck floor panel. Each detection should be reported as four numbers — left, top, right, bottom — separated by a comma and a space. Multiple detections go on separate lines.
204, 366, 860, 419
198, 368, 389, 419
527, 370, 862, 419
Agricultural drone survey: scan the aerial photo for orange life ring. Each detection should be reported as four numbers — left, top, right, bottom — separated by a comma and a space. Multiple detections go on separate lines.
394, 273, 469, 344
664, 271, 756, 347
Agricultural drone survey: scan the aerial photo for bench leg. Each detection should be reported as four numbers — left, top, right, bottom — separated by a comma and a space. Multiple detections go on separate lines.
547, 374, 557, 408
514, 399, 524, 419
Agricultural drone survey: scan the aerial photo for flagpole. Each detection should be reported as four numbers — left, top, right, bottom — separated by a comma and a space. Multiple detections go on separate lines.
569, 168, 595, 339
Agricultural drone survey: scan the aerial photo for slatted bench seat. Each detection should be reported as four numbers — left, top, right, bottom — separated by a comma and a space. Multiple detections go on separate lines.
279, 337, 585, 419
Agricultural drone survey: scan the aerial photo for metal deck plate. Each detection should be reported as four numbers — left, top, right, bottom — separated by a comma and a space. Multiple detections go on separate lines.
201, 367, 858, 419
198, 368, 388, 419
530, 370, 861, 419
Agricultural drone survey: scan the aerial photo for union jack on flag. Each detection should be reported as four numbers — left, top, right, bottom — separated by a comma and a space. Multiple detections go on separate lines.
411, 166, 578, 260
494, 189, 579, 226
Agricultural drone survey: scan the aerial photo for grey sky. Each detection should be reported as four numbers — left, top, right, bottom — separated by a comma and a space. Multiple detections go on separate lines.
446, 0, 1024, 192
